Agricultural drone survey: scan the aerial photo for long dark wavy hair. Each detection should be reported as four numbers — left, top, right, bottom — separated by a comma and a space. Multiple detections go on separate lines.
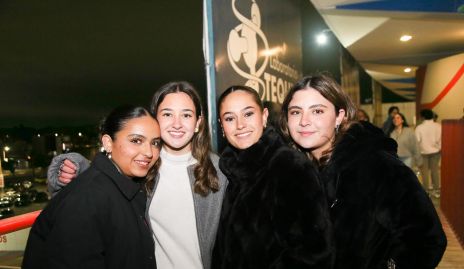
279, 74, 357, 166
149, 81, 219, 196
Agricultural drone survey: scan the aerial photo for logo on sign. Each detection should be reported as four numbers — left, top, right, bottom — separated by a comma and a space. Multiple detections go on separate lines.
227, 0, 300, 103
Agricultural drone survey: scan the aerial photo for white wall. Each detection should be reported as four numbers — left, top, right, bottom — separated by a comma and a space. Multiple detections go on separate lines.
421, 53, 464, 121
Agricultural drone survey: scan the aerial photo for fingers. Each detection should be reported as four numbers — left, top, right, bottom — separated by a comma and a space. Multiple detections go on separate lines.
62, 159, 77, 172
59, 173, 74, 184
57, 159, 78, 185
61, 164, 77, 174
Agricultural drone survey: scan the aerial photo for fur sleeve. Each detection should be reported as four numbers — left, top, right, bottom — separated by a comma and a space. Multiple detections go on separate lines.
268, 148, 334, 268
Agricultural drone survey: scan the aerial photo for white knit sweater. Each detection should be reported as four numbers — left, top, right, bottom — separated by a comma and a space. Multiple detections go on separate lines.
149, 148, 203, 269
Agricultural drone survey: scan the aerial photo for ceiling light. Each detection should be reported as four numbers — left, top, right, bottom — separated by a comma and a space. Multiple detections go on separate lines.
316, 29, 331, 45
316, 33, 328, 45
404, 67, 412, 73
400, 35, 412, 42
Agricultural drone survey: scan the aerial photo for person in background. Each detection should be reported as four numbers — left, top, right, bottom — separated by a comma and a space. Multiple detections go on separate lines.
23, 105, 161, 269
382, 105, 399, 135
212, 85, 333, 269
356, 109, 370, 122
415, 109, 442, 198
390, 112, 422, 168
47, 81, 228, 269
279, 74, 446, 269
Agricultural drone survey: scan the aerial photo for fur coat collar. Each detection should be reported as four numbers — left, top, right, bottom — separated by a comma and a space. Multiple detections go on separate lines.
219, 127, 282, 182
329, 121, 397, 173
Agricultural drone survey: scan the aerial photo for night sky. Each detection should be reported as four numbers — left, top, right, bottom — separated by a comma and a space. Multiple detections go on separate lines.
0, 0, 207, 128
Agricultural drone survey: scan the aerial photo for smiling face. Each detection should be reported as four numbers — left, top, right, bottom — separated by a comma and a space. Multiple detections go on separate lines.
156, 92, 201, 155
219, 90, 268, 150
286, 88, 345, 160
102, 115, 161, 178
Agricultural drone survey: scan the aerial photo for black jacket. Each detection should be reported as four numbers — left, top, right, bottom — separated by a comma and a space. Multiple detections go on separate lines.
212, 127, 333, 269
22, 153, 156, 269
323, 121, 446, 269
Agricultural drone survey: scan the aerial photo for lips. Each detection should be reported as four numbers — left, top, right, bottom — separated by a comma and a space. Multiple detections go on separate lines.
298, 130, 315, 136
168, 130, 185, 138
134, 160, 151, 168
235, 131, 252, 138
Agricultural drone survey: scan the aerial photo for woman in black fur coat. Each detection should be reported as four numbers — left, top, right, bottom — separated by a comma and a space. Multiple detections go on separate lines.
279, 74, 447, 269
212, 86, 333, 269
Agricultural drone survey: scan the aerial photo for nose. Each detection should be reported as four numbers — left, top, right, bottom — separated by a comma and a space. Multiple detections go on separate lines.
299, 110, 311, 126
142, 143, 154, 159
236, 116, 246, 130
172, 115, 182, 129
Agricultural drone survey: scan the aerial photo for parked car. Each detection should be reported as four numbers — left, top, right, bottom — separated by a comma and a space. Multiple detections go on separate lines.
0, 196, 15, 219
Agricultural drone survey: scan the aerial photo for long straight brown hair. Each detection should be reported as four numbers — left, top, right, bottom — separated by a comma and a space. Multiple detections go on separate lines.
149, 81, 219, 196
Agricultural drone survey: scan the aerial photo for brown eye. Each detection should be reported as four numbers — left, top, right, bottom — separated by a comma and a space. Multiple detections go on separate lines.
152, 139, 162, 148
130, 138, 142, 144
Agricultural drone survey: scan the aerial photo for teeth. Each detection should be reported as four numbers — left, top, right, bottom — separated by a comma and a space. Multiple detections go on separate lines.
236, 132, 251, 137
169, 131, 184, 136
135, 160, 150, 166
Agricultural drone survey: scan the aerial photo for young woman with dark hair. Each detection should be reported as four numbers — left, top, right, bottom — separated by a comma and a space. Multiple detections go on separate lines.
47, 82, 227, 269
212, 85, 333, 269
23, 105, 161, 269
279, 74, 446, 269
390, 112, 422, 168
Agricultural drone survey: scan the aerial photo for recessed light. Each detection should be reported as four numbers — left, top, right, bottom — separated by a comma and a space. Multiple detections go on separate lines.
316, 33, 328, 45
404, 67, 412, 73
400, 35, 412, 42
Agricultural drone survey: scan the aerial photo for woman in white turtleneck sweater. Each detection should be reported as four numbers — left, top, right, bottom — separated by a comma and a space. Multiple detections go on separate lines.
150, 149, 201, 268
47, 82, 228, 269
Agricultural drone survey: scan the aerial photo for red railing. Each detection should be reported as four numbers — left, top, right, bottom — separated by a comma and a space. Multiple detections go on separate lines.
0, 210, 41, 235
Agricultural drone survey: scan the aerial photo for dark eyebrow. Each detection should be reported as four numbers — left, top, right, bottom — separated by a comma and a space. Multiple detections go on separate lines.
128, 134, 146, 139
159, 108, 194, 113
288, 104, 328, 110
221, 106, 255, 117
288, 105, 302, 110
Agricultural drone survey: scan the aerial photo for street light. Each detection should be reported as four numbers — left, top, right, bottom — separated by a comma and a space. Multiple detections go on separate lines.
3, 146, 10, 162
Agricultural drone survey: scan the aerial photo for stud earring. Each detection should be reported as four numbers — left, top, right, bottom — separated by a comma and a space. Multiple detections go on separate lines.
195, 127, 199, 133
